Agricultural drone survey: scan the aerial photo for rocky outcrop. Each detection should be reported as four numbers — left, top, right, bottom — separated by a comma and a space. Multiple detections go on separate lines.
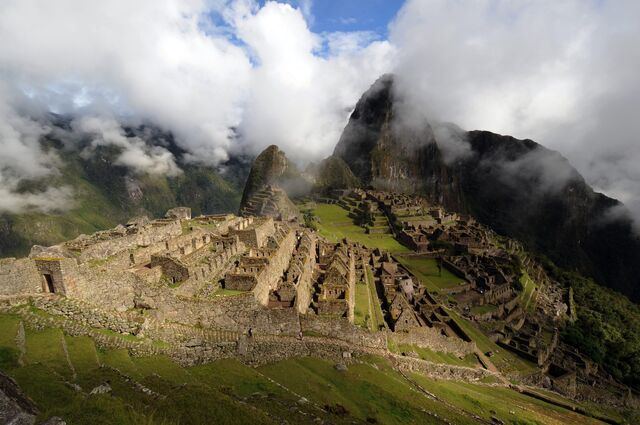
333, 75, 640, 302
239, 145, 305, 221
0, 371, 38, 425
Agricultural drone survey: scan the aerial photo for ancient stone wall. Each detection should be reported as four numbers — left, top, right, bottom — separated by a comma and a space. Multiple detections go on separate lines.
150, 255, 189, 283
388, 327, 476, 357
293, 233, 317, 314
299, 315, 387, 349
252, 229, 297, 305
76, 220, 182, 263
143, 291, 301, 335
0, 258, 41, 295
394, 355, 497, 382
73, 266, 138, 312
229, 217, 275, 249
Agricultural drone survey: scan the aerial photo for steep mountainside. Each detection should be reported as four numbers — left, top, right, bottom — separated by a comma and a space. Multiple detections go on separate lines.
238, 145, 309, 218
0, 116, 249, 257
332, 75, 640, 302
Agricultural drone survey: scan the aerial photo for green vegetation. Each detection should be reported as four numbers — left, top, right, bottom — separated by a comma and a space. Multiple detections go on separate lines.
353, 282, 371, 328
365, 268, 386, 330
470, 304, 498, 315
518, 271, 537, 311
549, 264, 640, 389
0, 312, 621, 424
391, 343, 479, 368
396, 256, 464, 292
410, 376, 605, 425
310, 203, 409, 252
447, 310, 537, 374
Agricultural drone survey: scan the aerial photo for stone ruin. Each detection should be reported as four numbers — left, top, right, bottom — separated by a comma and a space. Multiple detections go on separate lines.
1, 193, 637, 411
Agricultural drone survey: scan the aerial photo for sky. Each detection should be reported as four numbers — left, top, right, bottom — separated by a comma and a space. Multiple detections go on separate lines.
0, 0, 639, 225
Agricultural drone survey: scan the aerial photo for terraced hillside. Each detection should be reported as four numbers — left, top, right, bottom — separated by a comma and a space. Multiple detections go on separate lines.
300, 201, 408, 253
0, 312, 622, 425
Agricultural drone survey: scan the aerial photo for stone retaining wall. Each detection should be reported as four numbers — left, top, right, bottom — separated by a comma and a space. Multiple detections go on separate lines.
388, 327, 476, 357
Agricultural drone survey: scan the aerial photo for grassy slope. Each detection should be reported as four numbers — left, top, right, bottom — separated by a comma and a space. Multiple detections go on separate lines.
0, 313, 613, 425
353, 282, 370, 328
312, 203, 409, 252
396, 256, 465, 292
0, 154, 244, 257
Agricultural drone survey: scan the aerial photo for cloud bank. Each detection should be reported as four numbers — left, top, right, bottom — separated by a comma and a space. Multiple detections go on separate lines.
0, 0, 639, 226
0, 0, 393, 213
389, 0, 640, 225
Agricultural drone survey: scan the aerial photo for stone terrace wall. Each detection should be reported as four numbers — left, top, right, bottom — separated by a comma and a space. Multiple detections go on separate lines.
300, 315, 387, 350
393, 355, 497, 382
73, 266, 138, 312
294, 234, 317, 314
76, 220, 182, 263
229, 217, 275, 249
388, 327, 476, 357
146, 292, 301, 335
252, 229, 297, 305
0, 258, 41, 295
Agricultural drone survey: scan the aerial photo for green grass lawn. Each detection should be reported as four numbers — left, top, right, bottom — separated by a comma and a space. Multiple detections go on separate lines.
312, 203, 409, 252
446, 310, 537, 375
353, 282, 371, 328
470, 304, 498, 315
365, 268, 386, 330
411, 376, 606, 425
0, 313, 626, 425
391, 343, 480, 368
65, 335, 100, 374
0, 314, 20, 348
24, 328, 73, 379
396, 256, 465, 292
99, 348, 141, 378
519, 271, 537, 312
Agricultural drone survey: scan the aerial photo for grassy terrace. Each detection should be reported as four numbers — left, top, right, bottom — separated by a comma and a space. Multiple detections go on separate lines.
396, 255, 465, 293
446, 309, 537, 375
388, 341, 480, 368
0, 313, 626, 424
353, 282, 370, 328
470, 304, 498, 315
311, 203, 409, 253
519, 271, 538, 312
410, 377, 606, 425
365, 267, 386, 330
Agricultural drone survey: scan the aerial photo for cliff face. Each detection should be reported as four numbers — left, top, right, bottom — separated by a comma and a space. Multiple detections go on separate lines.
333, 75, 465, 209
333, 75, 640, 302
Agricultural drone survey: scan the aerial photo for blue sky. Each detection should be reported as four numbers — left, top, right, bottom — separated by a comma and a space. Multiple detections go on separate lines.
265, 0, 405, 37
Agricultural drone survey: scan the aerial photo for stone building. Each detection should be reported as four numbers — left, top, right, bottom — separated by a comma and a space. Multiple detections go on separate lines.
314, 243, 356, 320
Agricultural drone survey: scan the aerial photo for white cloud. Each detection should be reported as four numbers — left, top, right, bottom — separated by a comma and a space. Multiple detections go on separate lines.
0, 0, 393, 212
2, 0, 639, 225
234, 2, 394, 160
0, 82, 74, 213
390, 0, 640, 223
73, 116, 182, 177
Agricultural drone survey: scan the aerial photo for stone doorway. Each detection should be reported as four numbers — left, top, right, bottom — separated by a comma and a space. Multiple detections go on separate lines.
43, 274, 55, 293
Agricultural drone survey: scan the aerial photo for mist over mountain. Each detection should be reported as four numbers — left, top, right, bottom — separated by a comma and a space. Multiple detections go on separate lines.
0, 114, 250, 257
330, 75, 640, 302
1, 0, 640, 231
